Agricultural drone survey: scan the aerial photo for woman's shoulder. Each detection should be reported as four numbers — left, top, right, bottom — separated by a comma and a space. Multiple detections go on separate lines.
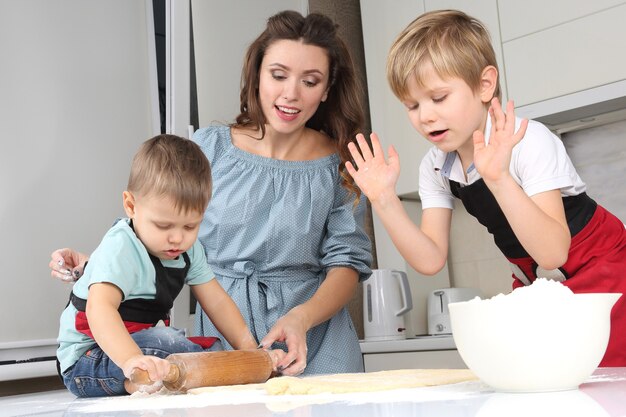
192, 124, 231, 159
193, 124, 230, 143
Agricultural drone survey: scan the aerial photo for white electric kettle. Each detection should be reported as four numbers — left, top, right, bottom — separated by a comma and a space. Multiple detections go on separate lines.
363, 269, 413, 341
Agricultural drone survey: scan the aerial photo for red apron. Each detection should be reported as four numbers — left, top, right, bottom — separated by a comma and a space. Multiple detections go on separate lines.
71, 249, 218, 350
508, 205, 626, 367
450, 179, 626, 367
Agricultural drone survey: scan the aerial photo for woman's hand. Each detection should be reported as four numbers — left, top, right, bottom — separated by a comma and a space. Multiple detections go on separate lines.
259, 308, 310, 376
265, 348, 288, 373
346, 132, 400, 204
473, 98, 528, 186
49, 248, 89, 282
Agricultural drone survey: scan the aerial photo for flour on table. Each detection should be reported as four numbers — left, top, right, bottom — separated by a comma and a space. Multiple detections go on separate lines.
187, 383, 266, 394
71, 374, 487, 414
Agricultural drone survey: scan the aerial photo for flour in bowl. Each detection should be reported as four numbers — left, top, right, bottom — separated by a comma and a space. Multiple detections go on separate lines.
468, 278, 574, 304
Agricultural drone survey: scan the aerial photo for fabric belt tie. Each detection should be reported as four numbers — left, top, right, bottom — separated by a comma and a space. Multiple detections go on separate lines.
211, 262, 318, 343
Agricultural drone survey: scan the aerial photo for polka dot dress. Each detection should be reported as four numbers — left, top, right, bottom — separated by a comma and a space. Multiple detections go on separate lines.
192, 125, 372, 375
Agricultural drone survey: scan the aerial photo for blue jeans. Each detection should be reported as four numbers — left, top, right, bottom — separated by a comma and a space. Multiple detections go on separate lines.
62, 326, 222, 397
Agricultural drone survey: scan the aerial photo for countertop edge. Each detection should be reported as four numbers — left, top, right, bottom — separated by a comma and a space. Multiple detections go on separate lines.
359, 335, 457, 353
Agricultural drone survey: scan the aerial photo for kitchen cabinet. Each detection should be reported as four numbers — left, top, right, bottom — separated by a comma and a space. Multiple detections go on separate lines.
502, 2, 626, 108
360, 0, 426, 198
498, 0, 625, 42
360, 336, 466, 372
363, 350, 466, 371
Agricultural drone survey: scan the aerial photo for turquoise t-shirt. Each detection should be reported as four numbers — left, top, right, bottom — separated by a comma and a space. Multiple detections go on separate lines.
57, 218, 213, 373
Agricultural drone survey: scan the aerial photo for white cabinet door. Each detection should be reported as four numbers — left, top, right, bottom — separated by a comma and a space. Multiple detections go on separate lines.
498, 0, 625, 42
503, 4, 626, 107
360, 0, 426, 198
363, 350, 467, 371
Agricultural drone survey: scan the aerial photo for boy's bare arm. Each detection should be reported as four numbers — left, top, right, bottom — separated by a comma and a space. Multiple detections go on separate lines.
475, 99, 570, 268
86, 283, 170, 381
346, 133, 451, 275
375, 196, 452, 275
192, 280, 258, 350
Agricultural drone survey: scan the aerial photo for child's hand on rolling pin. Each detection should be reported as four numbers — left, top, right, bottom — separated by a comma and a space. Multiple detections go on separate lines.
123, 354, 172, 394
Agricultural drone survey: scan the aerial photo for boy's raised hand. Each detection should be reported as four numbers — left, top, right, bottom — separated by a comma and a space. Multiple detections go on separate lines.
346, 133, 400, 203
473, 98, 528, 184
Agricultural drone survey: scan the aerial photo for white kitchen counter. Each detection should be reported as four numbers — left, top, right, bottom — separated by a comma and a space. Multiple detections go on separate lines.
359, 335, 456, 354
359, 335, 464, 371
2, 368, 624, 416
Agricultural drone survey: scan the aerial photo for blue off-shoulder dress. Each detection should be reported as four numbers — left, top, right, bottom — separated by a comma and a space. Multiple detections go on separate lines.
192, 125, 372, 374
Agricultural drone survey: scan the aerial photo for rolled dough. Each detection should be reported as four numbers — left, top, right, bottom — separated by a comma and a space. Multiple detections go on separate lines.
188, 369, 477, 396
265, 368, 477, 395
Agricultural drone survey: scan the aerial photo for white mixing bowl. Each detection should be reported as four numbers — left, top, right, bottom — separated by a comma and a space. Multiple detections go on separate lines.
449, 285, 620, 393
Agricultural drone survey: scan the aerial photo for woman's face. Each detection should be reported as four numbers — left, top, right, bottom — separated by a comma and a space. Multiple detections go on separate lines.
258, 39, 330, 135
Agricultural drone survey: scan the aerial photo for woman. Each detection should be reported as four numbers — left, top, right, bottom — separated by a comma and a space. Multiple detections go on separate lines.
50, 10, 372, 376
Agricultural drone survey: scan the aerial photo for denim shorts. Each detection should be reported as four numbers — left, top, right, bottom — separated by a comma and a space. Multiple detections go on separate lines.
62, 326, 221, 397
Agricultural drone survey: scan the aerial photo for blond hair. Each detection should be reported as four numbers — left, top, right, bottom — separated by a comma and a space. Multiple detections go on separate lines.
387, 9, 501, 102
127, 134, 212, 214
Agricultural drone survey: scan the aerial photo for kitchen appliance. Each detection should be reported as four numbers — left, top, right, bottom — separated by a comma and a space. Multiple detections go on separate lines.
428, 288, 483, 335
363, 269, 413, 341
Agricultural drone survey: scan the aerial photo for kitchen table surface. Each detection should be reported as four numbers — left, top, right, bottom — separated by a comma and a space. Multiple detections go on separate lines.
1, 368, 625, 417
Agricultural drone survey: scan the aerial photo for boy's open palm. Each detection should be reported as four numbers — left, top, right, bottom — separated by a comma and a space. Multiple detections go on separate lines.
473, 98, 528, 184
346, 133, 400, 203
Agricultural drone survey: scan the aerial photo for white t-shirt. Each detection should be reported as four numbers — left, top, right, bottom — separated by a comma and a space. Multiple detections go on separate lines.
419, 115, 587, 210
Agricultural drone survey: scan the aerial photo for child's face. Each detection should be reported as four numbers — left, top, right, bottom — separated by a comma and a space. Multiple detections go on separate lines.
123, 192, 203, 260
258, 39, 330, 136
401, 61, 492, 155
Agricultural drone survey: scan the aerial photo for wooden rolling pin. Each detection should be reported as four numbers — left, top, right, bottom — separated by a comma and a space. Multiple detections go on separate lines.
129, 349, 273, 393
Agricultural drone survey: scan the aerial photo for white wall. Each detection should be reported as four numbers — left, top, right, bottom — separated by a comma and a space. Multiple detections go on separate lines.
447, 204, 513, 297
562, 120, 626, 222
191, 0, 308, 128
0, 0, 158, 375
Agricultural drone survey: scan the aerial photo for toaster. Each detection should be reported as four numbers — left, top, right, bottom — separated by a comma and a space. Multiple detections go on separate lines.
427, 287, 483, 335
